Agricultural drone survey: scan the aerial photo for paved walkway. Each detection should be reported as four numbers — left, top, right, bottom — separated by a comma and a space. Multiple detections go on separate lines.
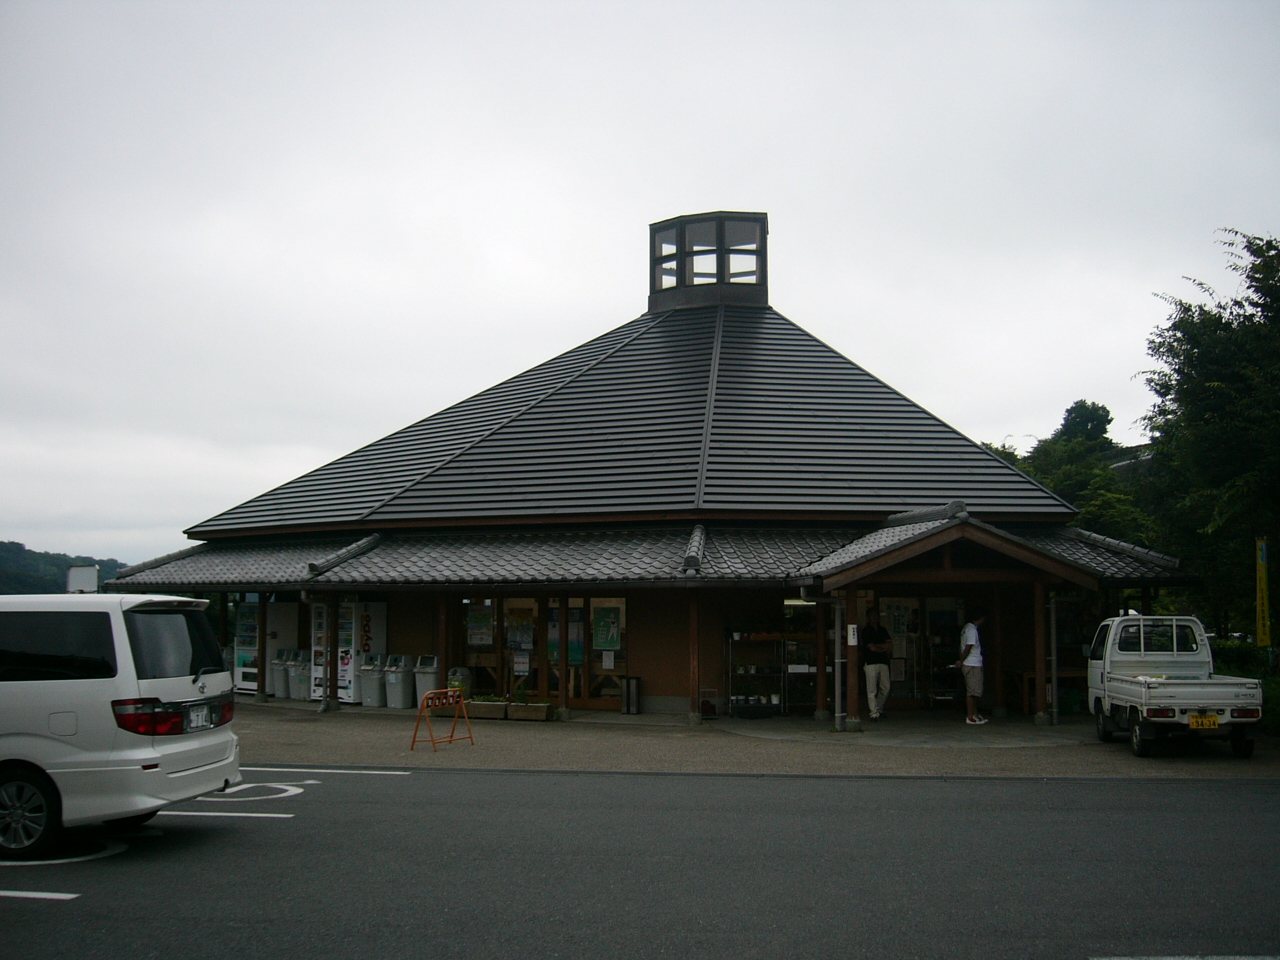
232, 696, 1278, 778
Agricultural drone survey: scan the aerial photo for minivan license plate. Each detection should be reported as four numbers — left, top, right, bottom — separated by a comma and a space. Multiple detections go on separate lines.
187, 704, 211, 730
1189, 714, 1218, 730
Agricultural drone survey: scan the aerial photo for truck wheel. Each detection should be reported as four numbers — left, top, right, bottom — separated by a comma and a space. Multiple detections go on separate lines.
0, 765, 63, 861
1129, 711, 1151, 757
1095, 701, 1113, 742
1230, 731, 1255, 759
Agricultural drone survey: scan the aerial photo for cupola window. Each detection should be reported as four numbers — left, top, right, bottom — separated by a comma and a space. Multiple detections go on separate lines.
647, 212, 768, 311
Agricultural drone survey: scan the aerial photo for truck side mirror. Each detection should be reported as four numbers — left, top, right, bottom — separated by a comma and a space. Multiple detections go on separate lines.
1081, 644, 1092, 659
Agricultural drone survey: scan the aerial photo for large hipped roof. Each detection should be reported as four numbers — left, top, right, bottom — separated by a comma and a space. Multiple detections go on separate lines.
188, 305, 1072, 538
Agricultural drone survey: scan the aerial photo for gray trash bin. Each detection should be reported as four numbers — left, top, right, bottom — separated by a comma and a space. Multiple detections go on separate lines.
359, 654, 386, 708
621, 676, 642, 714
414, 655, 440, 708
383, 655, 414, 709
271, 653, 290, 700
446, 666, 473, 701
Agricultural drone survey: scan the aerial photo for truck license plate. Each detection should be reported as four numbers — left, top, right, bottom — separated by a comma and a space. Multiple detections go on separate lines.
187, 704, 211, 730
1189, 714, 1218, 730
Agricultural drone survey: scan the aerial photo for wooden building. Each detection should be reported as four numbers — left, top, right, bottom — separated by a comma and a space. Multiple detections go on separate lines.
106, 212, 1186, 723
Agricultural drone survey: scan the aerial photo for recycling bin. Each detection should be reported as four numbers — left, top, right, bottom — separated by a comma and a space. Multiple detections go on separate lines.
359, 654, 386, 708
289, 653, 311, 701
446, 666, 473, 701
271, 652, 291, 700
414, 654, 440, 708
384, 655, 415, 709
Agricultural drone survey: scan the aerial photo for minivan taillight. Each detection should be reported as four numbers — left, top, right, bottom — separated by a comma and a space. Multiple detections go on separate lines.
112, 698, 185, 736
217, 698, 234, 726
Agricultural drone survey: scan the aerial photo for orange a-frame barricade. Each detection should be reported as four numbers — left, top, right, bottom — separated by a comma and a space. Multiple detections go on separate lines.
410, 688, 475, 752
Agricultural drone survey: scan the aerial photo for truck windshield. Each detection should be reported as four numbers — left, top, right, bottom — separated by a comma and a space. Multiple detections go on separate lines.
1089, 624, 1109, 660
124, 608, 225, 680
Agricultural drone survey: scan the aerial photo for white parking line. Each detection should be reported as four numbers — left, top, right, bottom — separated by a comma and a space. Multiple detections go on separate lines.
240, 767, 409, 775
158, 811, 294, 819
0, 890, 80, 900
1091, 956, 1280, 959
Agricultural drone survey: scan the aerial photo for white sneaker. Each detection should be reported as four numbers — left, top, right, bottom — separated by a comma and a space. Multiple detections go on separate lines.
966, 716, 988, 725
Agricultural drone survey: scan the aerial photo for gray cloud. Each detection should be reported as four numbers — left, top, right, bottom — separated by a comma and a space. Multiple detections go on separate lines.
2, 1, 1277, 560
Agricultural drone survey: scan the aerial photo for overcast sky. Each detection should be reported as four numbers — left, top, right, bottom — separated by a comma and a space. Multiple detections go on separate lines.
2, 1, 1278, 564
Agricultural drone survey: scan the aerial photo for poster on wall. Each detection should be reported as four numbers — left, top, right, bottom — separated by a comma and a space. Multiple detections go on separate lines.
547, 605, 559, 662
505, 601, 536, 650
466, 606, 494, 647
591, 606, 622, 651
568, 604, 585, 666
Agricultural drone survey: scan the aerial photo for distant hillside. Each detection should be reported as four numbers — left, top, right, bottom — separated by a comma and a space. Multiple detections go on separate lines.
0, 541, 129, 594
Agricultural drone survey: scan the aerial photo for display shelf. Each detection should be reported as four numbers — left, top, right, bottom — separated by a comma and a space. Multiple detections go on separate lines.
725, 632, 783, 718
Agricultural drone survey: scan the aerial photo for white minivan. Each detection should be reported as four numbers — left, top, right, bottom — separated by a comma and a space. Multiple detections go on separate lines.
1, 594, 241, 859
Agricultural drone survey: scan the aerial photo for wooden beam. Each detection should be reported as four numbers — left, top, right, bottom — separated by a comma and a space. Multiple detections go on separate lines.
822, 524, 1098, 592
823, 527, 965, 590
858, 569, 1045, 584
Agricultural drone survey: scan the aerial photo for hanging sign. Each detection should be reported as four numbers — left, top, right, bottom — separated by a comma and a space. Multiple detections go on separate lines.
568, 606, 585, 666
591, 606, 622, 651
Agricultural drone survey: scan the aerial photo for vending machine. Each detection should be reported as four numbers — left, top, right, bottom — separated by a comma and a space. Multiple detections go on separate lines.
310, 602, 387, 702
233, 599, 259, 693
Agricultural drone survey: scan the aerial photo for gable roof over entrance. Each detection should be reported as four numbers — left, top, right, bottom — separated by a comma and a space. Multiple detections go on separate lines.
188, 305, 1073, 538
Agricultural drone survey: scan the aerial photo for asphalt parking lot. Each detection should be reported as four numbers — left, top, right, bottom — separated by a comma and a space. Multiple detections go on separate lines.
4, 765, 1279, 960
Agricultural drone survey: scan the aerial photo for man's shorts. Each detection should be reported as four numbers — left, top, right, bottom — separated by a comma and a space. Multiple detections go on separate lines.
961, 664, 983, 697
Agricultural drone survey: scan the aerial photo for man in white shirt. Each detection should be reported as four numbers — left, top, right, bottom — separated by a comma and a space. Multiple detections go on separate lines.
953, 610, 987, 725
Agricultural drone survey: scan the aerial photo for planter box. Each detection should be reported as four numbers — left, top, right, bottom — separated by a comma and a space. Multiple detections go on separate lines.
466, 700, 508, 720
507, 702, 553, 721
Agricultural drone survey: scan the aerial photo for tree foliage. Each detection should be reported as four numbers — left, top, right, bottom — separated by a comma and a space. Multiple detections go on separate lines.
0, 542, 128, 595
1141, 230, 1280, 633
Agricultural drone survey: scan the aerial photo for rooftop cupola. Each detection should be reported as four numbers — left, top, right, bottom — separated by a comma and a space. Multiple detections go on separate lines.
648, 211, 768, 312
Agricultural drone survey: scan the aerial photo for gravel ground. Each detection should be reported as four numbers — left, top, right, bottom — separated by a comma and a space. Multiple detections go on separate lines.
232, 698, 1279, 778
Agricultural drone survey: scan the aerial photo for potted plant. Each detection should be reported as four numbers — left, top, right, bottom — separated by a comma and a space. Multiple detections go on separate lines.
504, 685, 553, 721
465, 694, 508, 720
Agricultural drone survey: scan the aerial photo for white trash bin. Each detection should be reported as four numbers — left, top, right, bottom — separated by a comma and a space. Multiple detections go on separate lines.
359, 654, 386, 708
271, 653, 290, 700
383, 655, 414, 709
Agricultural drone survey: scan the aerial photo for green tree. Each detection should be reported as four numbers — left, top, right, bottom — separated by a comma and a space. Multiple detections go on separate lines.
1142, 230, 1280, 637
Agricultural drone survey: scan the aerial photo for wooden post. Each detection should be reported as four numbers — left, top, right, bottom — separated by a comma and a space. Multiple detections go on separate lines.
993, 586, 1006, 715
688, 592, 700, 723
437, 597, 449, 683
327, 597, 340, 702
1034, 579, 1048, 721
558, 594, 569, 718
1141, 586, 1152, 616
254, 594, 269, 702
537, 599, 549, 699
847, 595, 861, 724
494, 599, 506, 698
218, 592, 229, 649
814, 601, 829, 720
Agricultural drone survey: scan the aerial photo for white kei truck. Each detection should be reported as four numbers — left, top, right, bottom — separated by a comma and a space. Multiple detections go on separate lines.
1088, 615, 1263, 758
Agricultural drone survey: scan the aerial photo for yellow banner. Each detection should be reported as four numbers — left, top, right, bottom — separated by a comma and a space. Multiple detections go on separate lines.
1259, 538, 1271, 648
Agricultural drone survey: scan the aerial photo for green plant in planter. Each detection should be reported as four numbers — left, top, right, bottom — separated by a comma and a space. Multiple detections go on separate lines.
470, 694, 505, 703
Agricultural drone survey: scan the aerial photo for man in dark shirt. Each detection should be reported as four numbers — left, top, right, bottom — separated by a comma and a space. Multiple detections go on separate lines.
862, 606, 893, 720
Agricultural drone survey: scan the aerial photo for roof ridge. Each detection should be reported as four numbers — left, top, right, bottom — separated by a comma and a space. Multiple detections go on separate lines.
354, 310, 673, 522
306, 533, 382, 577
112, 542, 211, 580
693, 305, 725, 509
884, 501, 968, 527
1061, 527, 1181, 569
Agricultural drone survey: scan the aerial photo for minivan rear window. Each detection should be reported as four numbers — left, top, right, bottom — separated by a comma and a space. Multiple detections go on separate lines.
124, 609, 225, 680
0, 611, 117, 681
